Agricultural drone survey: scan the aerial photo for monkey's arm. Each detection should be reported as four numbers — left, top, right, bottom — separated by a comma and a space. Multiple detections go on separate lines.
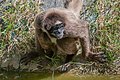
35, 28, 45, 53
79, 25, 107, 62
79, 28, 107, 62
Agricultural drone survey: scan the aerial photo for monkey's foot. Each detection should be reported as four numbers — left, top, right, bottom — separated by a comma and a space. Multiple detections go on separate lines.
56, 63, 71, 72
88, 52, 107, 63
20, 51, 40, 65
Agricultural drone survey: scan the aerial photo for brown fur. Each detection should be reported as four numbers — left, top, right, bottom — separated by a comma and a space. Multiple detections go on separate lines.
34, 12, 79, 56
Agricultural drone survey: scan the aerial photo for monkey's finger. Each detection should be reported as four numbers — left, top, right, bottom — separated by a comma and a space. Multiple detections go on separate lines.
56, 63, 71, 72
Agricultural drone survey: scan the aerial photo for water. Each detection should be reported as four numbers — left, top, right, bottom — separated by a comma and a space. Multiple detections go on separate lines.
0, 71, 120, 80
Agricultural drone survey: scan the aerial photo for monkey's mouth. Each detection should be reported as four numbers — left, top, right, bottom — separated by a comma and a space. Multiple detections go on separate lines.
51, 34, 63, 39
57, 36, 62, 39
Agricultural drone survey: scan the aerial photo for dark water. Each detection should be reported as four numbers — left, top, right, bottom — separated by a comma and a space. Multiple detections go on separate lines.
0, 72, 120, 80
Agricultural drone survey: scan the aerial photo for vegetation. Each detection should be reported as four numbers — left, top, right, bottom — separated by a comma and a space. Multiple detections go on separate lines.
0, 0, 42, 70
0, 0, 119, 74
80, 0, 120, 62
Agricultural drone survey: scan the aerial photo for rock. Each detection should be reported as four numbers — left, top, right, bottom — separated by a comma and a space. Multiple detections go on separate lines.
41, 0, 64, 11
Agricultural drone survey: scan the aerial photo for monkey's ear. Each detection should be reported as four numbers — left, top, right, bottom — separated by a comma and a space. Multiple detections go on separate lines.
64, 0, 83, 17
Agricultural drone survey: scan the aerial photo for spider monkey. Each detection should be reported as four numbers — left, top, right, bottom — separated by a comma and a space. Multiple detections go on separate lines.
20, 0, 107, 71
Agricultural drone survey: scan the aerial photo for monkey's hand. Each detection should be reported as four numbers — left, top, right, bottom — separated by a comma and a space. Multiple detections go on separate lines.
88, 52, 108, 63
20, 51, 40, 65
56, 63, 72, 72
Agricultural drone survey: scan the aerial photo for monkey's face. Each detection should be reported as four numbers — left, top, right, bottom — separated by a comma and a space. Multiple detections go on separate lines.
48, 23, 65, 39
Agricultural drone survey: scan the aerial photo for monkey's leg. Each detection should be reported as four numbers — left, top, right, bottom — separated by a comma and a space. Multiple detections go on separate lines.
45, 49, 55, 61
65, 54, 75, 63
80, 36, 90, 58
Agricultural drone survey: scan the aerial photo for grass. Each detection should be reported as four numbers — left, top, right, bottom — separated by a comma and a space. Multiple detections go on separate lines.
0, 0, 42, 69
